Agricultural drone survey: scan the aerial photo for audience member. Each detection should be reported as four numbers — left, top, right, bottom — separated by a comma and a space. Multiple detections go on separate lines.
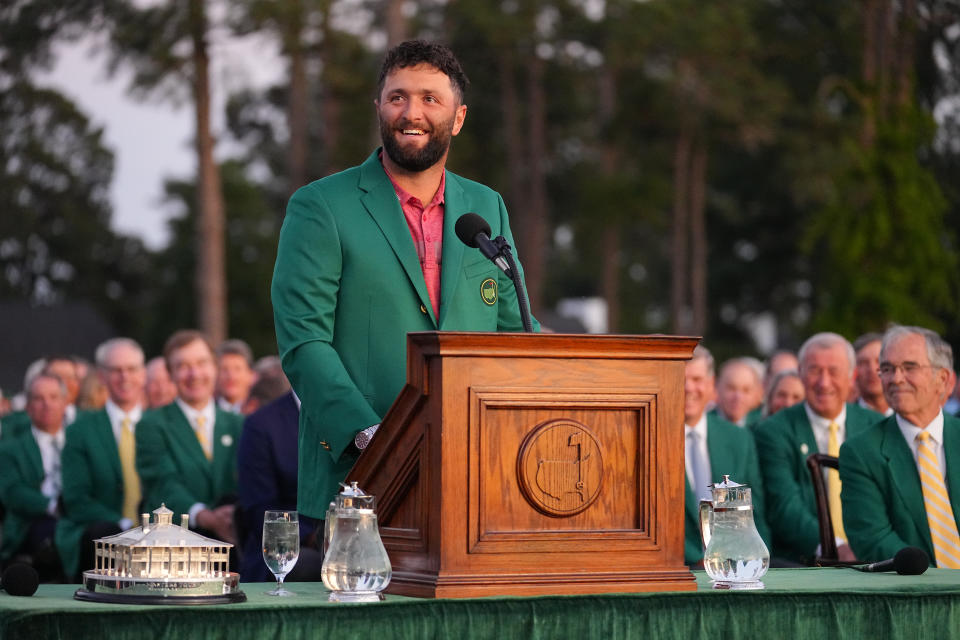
43, 356, 82, 426
136, 330, 242, 545
241, 371, 292, 415
944, 370, 959, 415
0, 374, 69, 581
216, 339, 257, 414
712, 358, 763, 428
854, 332, 892, 416
76, 370, 108, 411
237, 390, 322, 582
683, 345, 769, 565
754, 332, 882, 564
763, 350, 799, 392
0, 359, 48, 441
59, 338, 147, 581
840, 326, 959, 566
144, 356, 178, 409
762, 369, 805, 417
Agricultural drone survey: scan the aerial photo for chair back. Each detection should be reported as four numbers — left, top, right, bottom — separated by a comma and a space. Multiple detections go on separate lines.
805, 452, 839, 564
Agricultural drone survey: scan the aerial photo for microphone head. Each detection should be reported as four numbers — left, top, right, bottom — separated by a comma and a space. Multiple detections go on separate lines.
2, 562, 39, 596
893, 546, 929, 575
455, 213, 492, 249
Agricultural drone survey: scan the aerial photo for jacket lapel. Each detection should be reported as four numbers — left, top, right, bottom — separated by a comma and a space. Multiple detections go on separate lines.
94, 410, 122, 485
438, 173, 467, 328
170, 405, 212, 482
684, 476, 698, 524
358, 150, 436, 326
944, 415, 960, 525
210, 409, 235, 495
879, 416, 930, 542
706, 415, 733, 480
24, 436, 44, 486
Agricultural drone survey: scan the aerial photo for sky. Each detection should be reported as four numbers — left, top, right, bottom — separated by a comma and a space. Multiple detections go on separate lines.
36, 29, 285, 250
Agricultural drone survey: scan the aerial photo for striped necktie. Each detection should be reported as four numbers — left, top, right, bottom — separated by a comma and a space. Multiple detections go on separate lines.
916, 430, 960, 568
195, 415, 212, 461
827, 421, 846, 542
118, 417, 141, 522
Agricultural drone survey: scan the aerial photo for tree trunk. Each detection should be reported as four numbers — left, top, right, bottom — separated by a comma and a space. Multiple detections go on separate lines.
190, 0, 227, 345
523, 53, 548, 315
498, 50, 527, 237
861, 0, 880, 146
286, 9, 309, 202
689, 138, 708, 336
894, 0, 917, 108
318, 5, 341, 176
384, 0, 408, 47
598, 67, 620, 332
670, 127, 692, 334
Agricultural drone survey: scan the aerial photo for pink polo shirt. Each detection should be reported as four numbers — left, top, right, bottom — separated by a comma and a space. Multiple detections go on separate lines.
382, 165, 445, 320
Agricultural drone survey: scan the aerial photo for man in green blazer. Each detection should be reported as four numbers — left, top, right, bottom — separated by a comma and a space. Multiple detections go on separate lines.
272, 41, 537, 519
684, 346, 770, 564
840, 326, 960, 566
0, 374, 68, 580
136, 330, 243, 544
57, 338, 147, 580
754, 332, 882, 565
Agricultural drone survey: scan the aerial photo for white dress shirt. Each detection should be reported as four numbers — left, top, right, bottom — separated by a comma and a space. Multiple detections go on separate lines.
685, 413, 712, 499
804, 402, 848, 454
31, 425, 66, 515
897, 410, 946, 477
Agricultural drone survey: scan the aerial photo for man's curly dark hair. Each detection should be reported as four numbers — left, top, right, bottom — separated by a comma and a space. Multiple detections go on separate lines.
377, 40, 470, 104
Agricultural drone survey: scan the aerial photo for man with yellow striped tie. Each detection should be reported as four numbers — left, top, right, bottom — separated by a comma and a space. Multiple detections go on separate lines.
58, 338, 147, 581
840, 325, 960, 568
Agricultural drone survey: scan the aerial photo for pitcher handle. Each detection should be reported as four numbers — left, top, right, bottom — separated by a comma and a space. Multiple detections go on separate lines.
699, 500, 713, 548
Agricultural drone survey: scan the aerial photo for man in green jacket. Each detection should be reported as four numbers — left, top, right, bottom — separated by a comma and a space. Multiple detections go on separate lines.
0, 374, 69, 581
840, 326, 960, 567
272, 40, 537, 520
135, 330, 243, 544
57, 337, 147, 580
754, 332, 882, 565
684, 346, 770, 564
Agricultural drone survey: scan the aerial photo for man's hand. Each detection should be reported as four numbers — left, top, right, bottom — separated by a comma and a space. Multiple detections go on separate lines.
837, 543, 857, 562
196, 504, 237, 544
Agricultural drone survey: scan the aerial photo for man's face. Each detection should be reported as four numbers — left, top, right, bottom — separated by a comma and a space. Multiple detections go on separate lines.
46, 359, 80, 404
99, 344, 146, 411
684, 357, 715, 425
168, 339, 217, 409
855, 340, 883, 399
717, 363, 758, 423
769, 375, 805, 415
881, 333, 949, 426
217, 353, 255, 405
376, 63, 467, 173
800, 343, 853, 419
27, 376, 67, 433
145, 359, 178, 409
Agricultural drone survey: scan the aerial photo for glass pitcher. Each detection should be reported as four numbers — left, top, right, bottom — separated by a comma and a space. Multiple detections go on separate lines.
321, 482, 392, 602
698, 475, 769, 590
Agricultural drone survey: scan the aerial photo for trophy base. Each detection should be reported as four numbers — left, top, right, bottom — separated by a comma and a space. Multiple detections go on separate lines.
711, 579, 765, 590
327, 590, 386, 603
74, 570, 247, 605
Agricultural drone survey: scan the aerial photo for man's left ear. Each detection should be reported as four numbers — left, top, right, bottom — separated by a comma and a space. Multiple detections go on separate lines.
452, 104, 468, 136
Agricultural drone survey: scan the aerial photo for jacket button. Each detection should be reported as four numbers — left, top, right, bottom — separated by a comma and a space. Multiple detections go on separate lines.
319, 440, 331, 451
420, 303, 427, 314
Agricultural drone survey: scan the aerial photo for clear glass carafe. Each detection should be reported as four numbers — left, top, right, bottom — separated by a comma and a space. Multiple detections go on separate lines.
699, 475, 769, 590
321, 482, 392, 602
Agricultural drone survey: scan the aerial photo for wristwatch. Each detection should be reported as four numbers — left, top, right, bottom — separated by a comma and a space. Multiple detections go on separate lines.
354, 424, 380, 451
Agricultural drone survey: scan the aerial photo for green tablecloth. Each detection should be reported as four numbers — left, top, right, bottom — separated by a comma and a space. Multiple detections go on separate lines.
2, 569, 960, 639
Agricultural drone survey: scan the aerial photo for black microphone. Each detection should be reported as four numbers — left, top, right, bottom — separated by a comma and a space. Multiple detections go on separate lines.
857, 546, 929, 575
454, 213, 512, 277
1, 563, 39, 596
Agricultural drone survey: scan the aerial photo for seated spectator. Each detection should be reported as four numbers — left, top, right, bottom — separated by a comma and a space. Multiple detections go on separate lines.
44, 355, 82, 427
77, 369, 108, 411
216, 339, 257, 414
237, 390, 322, 582
711, 358, 763, 428
136, 330, 242, 545
854, 332, 892, 416
762, 370, 805, 418
59, 338, 147, 581
241, 370, 292, 416
144, 356, 178, 409
0, 374, 69, 581
841, 326, 959, 566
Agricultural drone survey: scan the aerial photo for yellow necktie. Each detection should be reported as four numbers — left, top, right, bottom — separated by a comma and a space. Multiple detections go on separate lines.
119, 417, 141, 522
195, 415, 212, 461
916, 431, 960, 568
827, 421, 846, 542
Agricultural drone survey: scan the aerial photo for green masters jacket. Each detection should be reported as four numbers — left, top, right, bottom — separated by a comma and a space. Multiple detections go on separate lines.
272, 149, 538, 518
685, 413, 771, 564
0, 410, 31, 441
0, 431, 61, 562
135, 403, 243, 521
753, 402, 881, 564
57, 409, 133, 579
839, 413, 960, 565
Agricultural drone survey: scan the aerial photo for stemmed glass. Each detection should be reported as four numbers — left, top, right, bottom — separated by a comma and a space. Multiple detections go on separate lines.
262, 510, 300, 596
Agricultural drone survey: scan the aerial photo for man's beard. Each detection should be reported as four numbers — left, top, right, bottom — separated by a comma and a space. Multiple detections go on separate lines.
379, 114, 455, 172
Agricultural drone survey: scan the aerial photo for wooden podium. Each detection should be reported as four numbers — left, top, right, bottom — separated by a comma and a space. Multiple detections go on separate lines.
347, 332, 698, 598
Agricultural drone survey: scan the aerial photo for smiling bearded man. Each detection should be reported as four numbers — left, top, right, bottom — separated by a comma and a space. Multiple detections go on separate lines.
271, 40, 539, 523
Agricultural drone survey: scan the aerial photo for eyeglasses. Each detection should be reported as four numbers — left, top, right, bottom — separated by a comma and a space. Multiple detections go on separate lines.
877, 362, 935, 378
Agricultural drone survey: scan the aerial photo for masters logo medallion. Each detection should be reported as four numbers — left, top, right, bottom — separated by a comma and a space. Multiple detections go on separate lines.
480, 278, 497, 305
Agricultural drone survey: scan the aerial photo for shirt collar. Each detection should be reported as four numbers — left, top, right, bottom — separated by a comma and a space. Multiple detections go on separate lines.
105, 399, 142, 426
380, 151, 447, 209
896, 410, 945, 445
175, 397, 215, 427
685, 412, 708, 439
31, 424, 65, 449
804, 401, 847, 431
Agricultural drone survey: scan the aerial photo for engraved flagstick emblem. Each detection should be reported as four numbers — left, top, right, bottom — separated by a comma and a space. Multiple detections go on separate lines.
480, 278, 497, 305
